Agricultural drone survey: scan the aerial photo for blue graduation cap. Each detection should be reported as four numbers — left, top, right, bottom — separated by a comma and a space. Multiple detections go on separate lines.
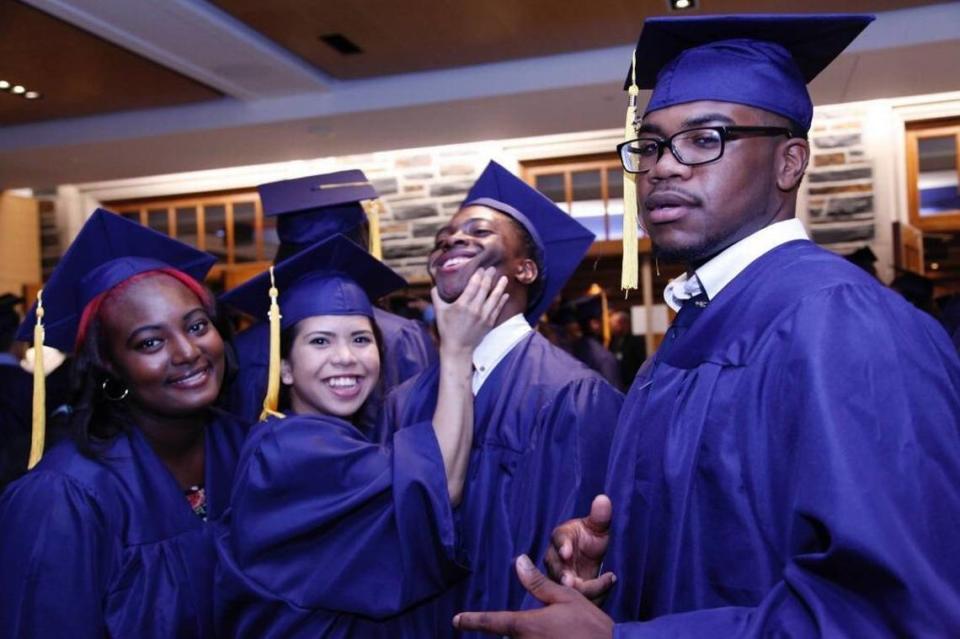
626, 14, 874, 131
259, 170, 379, 249
221, 234, 406, 330
220, 234, 406, 420
461, 161, 595, 324
17, 209, 216, 352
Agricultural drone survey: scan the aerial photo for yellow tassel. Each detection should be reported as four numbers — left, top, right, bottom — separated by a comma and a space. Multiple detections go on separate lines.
362, 199, 383, 261
27, 290, 45, 469
587, 283, 612, 348
621, 51, 640, 292
259, 267, 285, 421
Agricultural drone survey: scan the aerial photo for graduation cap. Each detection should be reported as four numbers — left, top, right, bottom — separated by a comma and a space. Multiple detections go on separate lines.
461, 161, 595, 325
220, 234, 407, 420
17, 209, 216, 352
16, 208, 217, 469
259, 169, 385, 259
618, 14, 874, 290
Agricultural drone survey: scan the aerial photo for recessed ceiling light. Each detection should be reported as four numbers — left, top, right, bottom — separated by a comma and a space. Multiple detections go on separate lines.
12, 85, 25, 94
24, 91, 40, 100
0, 80, 9, 90
668, 0, 696, 10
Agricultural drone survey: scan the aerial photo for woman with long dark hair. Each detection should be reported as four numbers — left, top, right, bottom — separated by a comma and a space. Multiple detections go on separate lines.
0, 210, 246, 638
215, 235, 507, 638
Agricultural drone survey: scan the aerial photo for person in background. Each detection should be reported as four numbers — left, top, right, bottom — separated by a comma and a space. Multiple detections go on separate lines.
228, 170, 437, 427
608, 310, 646, 388
554, 295, 623, 390
454, 14, 960, 637
0, 294, 74, 491
382, 161, 624, 637
216, 236, 507, 638
0, 210, 246, 638
843, 244, 879, 279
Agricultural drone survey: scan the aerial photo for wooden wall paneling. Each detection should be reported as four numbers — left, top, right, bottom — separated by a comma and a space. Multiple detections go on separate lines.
0, 192, 41, 296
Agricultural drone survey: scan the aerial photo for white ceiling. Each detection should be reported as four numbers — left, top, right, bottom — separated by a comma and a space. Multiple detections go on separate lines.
2, 0, 959, 190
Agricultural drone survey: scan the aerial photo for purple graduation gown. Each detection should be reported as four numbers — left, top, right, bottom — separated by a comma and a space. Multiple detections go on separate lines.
227, 308, 437, 424
214, 413, 464, 638
382, 332, 624, 637
603, 240, 960, 637
0, 410, 246, 638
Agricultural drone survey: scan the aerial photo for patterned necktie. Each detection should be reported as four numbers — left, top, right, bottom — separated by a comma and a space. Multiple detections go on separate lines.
655, 292, 709, 364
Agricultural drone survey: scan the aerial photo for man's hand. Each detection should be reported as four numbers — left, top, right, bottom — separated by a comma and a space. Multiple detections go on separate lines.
545, 494, 616, 602
453, 554, 614, 638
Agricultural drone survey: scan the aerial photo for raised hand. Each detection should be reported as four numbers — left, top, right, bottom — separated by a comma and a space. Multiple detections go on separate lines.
433, 267, 509, 356
452, 554, 614, 638
545, 494, 616, 602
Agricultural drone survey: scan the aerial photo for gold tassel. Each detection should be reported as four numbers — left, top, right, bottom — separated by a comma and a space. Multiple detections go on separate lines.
259, 267, 285, 421
587, 283, 612, 348
361, 199, 383, 261
621, 51, 640, 292
27, 290, 45, 469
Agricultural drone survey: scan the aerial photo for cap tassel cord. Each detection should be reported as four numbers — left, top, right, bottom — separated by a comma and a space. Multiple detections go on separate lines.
362, 199, 384, 261
600, 287, 611, 349
260, 267, 285, 421
621, 52, 640, 292
27, 290, 46, 469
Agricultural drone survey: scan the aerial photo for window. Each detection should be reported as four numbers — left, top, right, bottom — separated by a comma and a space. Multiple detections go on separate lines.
906, 118, 960, 232
104, 190, 271, 292
523, 155, 636, 243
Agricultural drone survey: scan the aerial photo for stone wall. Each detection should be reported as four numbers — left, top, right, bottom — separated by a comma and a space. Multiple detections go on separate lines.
803, 108, 877, 251
320, 147, 497, 283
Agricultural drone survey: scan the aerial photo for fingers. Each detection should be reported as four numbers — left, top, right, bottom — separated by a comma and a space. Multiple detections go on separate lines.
515, 554, 569, 605
452, 610, 520, 635
457, 268, 487, 307
480, 276, 509, 323
576, 572, 617, 601
585, 494, 613, 535
430, 286, 443, 310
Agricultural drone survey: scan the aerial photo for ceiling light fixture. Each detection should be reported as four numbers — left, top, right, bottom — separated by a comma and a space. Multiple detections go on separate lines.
0, 79, 43, 99
668, 0, 696, 10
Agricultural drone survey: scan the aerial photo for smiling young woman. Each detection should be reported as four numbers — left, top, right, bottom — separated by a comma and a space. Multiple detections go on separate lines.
0, 210, 247, 639
215, 234, 508, 637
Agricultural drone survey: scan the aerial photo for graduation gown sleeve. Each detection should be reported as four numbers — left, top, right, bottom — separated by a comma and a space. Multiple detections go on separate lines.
0, 470, 114, 638
611, 283, 960, 638
221, 415, 464, 620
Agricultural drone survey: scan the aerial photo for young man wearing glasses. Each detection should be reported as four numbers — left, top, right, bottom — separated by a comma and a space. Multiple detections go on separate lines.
454, 14, 960, 638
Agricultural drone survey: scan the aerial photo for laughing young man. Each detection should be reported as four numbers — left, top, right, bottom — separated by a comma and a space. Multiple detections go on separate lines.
382, 161, 623, 637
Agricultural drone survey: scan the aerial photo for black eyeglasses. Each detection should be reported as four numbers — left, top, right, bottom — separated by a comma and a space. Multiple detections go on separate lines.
617, 126, 797, 174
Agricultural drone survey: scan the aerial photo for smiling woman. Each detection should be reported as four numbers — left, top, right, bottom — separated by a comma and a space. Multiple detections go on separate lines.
215, 234, 509, 637
0, 210, 247, 639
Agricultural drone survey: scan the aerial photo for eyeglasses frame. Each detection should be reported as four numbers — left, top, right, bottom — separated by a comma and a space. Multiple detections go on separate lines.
617, 126, 799, 174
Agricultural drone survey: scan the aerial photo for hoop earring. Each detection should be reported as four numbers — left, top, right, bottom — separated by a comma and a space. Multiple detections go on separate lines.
101, 379, 129, 402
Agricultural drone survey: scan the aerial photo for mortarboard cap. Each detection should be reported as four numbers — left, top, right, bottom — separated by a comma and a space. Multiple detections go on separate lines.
221, 234, 406, 331
626, 14, 874, 131
259, 170, 378, 249
16, 209, 216, 352
461, 161, 595, 324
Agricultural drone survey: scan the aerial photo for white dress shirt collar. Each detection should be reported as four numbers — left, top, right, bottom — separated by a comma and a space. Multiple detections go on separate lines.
663, 218, 809, 311
471, 313, 533, 394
